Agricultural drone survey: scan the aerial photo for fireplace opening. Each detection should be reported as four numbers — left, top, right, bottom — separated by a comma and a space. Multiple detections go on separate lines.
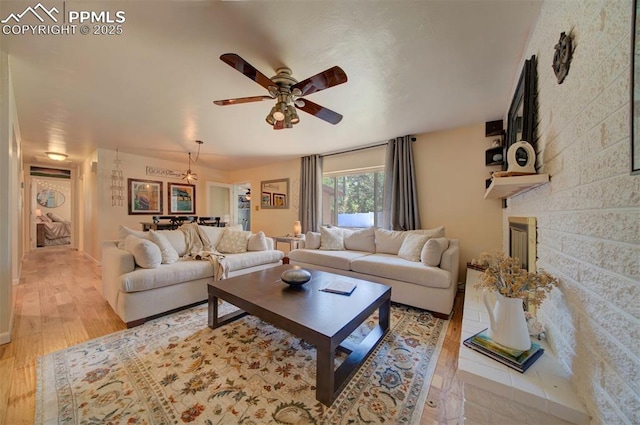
509, 217, 536, 272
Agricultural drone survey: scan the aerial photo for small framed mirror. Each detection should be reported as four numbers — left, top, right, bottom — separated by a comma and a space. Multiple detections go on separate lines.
260, 178, 289, 209
37, 189, 65, 208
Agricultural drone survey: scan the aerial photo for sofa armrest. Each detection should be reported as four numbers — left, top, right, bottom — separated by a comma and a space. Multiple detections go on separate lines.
440, 239, 460, 287
102, 240, 135, 306
265, 237, 275, 250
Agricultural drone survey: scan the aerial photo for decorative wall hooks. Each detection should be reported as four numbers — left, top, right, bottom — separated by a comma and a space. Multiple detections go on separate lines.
111, 149, 124, 206
553, 31, 573, 84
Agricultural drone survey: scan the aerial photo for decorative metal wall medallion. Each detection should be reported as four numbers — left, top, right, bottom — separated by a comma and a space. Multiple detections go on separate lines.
552, 31, 573, 84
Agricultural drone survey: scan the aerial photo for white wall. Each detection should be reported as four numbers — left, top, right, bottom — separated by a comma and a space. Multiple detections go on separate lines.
414, 124, 504, 281
0, 50, 21, 344
507, 1, 639, 423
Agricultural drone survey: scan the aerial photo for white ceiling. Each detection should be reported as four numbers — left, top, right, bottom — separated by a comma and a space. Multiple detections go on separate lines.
3, 0, 542, 170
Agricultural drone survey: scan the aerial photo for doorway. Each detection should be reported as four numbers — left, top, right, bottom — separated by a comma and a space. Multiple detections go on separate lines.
236, 183, 251, 231
31, 173, 72, 249
206, 182, 233, 226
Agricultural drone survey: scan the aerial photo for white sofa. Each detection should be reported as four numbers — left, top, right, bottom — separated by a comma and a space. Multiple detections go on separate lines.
287, 226, 459, 318
102, 225, 284, 327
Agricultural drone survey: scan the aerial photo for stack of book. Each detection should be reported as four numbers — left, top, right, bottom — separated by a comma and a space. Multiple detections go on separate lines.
463, 328, 544, 373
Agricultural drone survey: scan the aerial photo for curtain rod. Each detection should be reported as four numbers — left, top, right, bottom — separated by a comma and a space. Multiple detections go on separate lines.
320, 136, 416, 158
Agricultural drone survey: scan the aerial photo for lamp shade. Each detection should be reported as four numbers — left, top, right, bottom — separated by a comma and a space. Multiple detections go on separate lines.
35, 209, 42, 216
293, 220, 301, 237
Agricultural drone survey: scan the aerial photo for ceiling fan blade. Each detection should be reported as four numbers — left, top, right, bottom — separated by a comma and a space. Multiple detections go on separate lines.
220, 53, 277, 91
291, 66, 348, 97
213, 95, 273, 106
295, 99, 343, 125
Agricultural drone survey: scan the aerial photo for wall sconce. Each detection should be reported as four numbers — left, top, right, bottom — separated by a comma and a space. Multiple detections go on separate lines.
35, 209, 42, 217
293, 220, 301, 237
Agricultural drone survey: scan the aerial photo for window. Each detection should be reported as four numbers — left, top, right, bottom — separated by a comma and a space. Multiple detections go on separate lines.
322, 168, 384, 228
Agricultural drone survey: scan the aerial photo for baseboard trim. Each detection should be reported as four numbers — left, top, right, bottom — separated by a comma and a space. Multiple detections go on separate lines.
12, 278, 19, 285
82, 251, 101, 267
0, 331, 10, 345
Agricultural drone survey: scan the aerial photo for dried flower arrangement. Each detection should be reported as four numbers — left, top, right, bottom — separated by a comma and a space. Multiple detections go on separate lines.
471, 250, 558, 306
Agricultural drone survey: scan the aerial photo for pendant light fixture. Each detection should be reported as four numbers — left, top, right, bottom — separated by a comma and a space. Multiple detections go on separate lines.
182, 140, 203, 184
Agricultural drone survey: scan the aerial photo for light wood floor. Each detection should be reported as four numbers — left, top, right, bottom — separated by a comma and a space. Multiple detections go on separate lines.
0, 247, 464, 424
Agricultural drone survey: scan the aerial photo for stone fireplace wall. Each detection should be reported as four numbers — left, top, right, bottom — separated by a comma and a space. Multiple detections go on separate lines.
504, 1, 639, 423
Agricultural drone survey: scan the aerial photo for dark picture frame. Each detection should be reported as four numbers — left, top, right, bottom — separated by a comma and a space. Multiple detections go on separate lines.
505, 55, 537, 171
127, 178, 163, 215
632, 0, 640, 174
168, 183, 196, 215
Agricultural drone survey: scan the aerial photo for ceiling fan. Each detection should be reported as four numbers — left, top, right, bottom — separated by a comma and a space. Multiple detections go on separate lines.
213, 53, 348, 130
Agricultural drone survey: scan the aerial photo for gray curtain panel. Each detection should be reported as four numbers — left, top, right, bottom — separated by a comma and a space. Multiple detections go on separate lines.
299, 154, 323, 233
382, 136, 421, 230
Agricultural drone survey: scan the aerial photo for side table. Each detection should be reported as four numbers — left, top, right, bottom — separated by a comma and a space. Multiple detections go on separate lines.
273, 235, 305, 252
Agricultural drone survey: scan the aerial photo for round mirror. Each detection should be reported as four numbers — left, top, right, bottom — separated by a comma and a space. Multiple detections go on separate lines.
515, 147, 529, 166
37, 189, 65, 208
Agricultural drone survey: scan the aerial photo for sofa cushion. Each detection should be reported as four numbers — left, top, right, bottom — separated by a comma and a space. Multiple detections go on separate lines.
120, 260, 213, 292
421, 237, 450, 266
344, 227, 375, 253
247, 231, 268, 251
117, 225, 149, 248
320, 226, 345, 250
217, 229, 251, 253
351, 254, 451, 289
374, 228, 408, 254
47, 212, 66, 222
157, 229, 188, 256
397, 233, 429, 262
197, 226, 226, 249
149, 230, 179, 264
410, 226, 445, 239
304, 231, 321, 249
225, 250, 285, 271
124, 235, 162, 269
288, 249, 371, 271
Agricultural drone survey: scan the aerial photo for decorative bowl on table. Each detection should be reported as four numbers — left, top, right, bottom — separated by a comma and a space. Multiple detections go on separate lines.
281, 268, 312, 286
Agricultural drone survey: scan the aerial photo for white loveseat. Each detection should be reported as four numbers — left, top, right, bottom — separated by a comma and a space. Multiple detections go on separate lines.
102, 225, 284, 327
287, 226, 459, 318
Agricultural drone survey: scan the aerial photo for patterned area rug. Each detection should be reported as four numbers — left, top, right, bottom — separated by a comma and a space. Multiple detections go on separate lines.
36, 302, 448, 424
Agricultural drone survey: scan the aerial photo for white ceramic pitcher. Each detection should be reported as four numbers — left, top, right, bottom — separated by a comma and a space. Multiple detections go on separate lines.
483, 289, 531, 351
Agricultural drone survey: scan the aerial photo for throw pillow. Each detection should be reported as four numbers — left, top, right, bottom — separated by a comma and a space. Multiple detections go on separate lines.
374, 228, 408, 254
421, 237, 450, 266
47, 212, 65, 222
158, 230, 187, 256
248, 231, 268, 251
149, 230, 179, 264
124, 235, 162, 269
320, 226, 344, 250
217, 229, 251, 253
398, 233, 430, 262
304, 231, 321, 249
410, 226, 445, 239
344, 227, 375, 252
117, 225, 149, 249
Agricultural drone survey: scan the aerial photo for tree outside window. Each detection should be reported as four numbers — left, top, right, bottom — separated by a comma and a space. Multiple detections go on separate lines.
322, 169, 384, 227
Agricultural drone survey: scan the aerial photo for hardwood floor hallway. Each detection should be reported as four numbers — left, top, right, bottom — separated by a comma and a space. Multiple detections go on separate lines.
0, 247, 464, 424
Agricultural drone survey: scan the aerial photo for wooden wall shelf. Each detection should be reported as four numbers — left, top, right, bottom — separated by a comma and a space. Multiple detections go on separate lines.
484, 174, 549, 200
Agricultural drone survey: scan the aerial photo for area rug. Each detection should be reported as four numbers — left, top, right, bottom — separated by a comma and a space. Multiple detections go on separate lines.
36, 302, 448, 424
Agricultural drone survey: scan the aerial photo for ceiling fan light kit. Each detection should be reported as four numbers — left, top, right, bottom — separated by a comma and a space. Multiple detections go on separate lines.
214, 53, 347, 130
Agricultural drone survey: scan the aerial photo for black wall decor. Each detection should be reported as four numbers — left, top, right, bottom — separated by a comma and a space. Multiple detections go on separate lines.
505, 55, 537, 172
553, 32, 573, 84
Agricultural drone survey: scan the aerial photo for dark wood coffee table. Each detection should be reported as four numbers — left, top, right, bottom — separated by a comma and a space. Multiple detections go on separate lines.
207, 264, 391, 406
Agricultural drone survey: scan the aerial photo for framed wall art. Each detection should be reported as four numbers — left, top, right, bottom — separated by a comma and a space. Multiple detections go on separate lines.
168, 183, 196, 214
260, 178, 289, 209
127, 179, 163, 215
